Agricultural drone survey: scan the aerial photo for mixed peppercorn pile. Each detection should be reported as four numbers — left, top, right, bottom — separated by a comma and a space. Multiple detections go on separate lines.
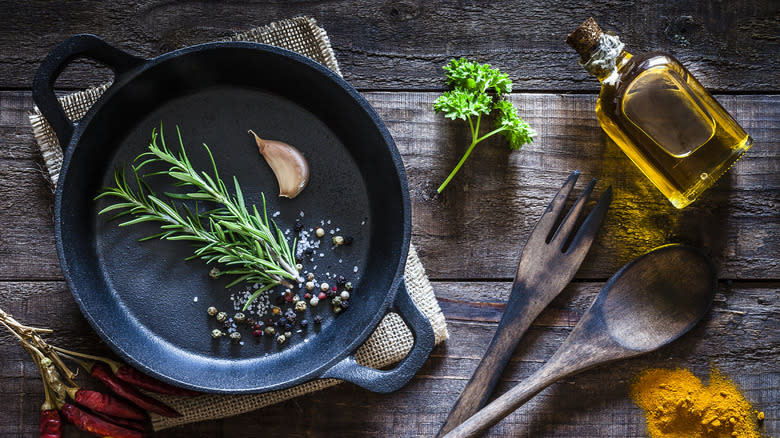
207, 218, 358, 347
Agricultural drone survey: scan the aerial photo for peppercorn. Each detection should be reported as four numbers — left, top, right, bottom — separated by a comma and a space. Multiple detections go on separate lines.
275, 294, 285, 305
207, 306, 218, 316
343, 236, 353, 245
306, 272, 315, 281
284, 323, 293, 332
246, 317, 255, 326
336, 275, 347, 287
295, 301, 307, 312
345, 281, 353, 291
284, 331, 292, 338
233, 312, 246, 323
286, 313, 297, 323
313, 315, 323, 324
318, 292, 327, 300
341, 300, 349, 310
306, 281, 315, 291
294, 222, 304, 233
278, 317, 288, 326
253, 322, 264, 331
332, 297, 342, 306
340, 291, 350, 300
304, 248, 314, 257
300, 319, 309, 328
211, 329, 224, 339
272, 306, 281, 315
215, 312, 228, 323
292, 295, 300, 303
315, 227, 325, 238
265, 326, 276, 336
327, 289, 337, 298
266, 318, 275, 326
320, 282, 330, 292
229, 332, 242, 343
310, 296, 320, 307
277, 334, 286, 344
332, 235, 345, 246
333, 306, 342, 314
296, 263, 303, 271
283, 290, 294, 302
209, 267, 221, 279
252, 329, 263, 337
304, 292, 312, 300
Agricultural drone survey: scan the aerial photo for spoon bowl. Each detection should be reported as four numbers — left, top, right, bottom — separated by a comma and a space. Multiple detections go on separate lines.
601, 244, 717, 351
443, 244, 717, 438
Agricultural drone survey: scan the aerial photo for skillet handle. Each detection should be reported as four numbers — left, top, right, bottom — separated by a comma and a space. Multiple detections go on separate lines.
320, 280, 435, 393
32, 34, 144, 148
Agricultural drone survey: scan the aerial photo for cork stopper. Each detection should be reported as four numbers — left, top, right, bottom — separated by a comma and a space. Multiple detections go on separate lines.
566, 17, 604, 61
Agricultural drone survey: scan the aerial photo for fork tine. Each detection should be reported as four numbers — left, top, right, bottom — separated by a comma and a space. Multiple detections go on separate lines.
531, 170, 580, 242
550, 177, 597, 246
565, 185, 613, 256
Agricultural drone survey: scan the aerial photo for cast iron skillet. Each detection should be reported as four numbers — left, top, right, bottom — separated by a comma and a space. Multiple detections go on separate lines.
33, 34, 434, 394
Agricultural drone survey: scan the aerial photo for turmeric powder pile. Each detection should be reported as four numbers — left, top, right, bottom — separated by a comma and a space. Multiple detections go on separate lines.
631, 368, 763, 437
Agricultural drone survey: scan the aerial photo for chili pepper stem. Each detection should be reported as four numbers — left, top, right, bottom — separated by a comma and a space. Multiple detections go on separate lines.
52, 345, 123, 373
0, 308, 53, 335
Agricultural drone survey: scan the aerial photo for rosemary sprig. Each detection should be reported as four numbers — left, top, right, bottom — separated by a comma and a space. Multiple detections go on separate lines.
95, 127, 301, 304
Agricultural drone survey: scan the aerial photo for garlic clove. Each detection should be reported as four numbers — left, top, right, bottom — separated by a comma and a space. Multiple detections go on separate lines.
249, 130, 310, 199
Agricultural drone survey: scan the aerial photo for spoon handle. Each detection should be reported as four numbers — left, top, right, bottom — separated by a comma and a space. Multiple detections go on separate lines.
441, 360, 564, 438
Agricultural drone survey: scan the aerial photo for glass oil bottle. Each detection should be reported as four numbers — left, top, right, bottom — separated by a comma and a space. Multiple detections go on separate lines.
567, 18, 752, 208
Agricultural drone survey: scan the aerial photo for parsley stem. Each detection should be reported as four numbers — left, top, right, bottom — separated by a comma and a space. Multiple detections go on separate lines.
475, 126, 507, 144
437, 136, 480, 193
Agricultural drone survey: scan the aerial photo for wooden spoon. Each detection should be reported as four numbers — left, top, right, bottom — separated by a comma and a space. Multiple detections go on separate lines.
442, 244, 717, 438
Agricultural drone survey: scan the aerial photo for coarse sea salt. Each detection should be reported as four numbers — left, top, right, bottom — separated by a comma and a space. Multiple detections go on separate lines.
273, 211, 281, 217
193, 297, 198, 302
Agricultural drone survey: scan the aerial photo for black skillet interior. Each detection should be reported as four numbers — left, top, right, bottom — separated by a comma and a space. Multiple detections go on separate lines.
48, 40, 414, 392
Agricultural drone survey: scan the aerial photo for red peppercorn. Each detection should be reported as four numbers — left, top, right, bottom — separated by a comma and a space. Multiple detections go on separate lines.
304, 293, 312, 300
253, 323, 263, 331
252, 330, 263, 337
332, 286, 338, 291
318, 292, 327, 300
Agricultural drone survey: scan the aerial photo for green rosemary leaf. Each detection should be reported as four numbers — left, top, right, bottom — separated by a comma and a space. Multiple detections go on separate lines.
96, 126, 301, 308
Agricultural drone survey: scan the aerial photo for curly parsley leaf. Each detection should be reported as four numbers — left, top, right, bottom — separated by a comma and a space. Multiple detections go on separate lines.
433, 88, 493, 120
443, 58, 513, 95
493, 100, 537, 150
433, 58, 535, 193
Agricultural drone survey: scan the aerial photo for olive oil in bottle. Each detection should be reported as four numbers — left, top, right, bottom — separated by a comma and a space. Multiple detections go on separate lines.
567, 18, 752, 208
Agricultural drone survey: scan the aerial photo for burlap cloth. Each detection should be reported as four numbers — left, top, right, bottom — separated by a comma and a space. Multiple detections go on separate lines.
28, 16, 448, 431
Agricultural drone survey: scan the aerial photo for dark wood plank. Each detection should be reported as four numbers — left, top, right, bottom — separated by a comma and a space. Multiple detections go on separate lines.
0, 0, 777, 91
2, 91, 776, 280
1, 280, 776, 437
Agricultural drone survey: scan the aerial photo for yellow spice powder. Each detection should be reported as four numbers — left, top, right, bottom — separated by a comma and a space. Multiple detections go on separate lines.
631, 368, 762, 438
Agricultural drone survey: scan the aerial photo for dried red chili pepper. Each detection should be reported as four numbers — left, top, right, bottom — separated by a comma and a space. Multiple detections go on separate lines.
61, 403, 146, 438
115, 365, 200, 396
67, 388, 148, 421
90, 362, 182, 418
89, 410, 150, 433
39, 409, 62, 438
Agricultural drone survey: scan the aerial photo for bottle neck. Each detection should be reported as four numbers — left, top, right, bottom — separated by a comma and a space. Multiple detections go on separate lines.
596, 51, 632, 84
580, 33, 629, 84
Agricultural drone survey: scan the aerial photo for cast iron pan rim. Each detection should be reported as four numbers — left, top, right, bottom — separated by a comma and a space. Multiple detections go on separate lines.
53, 40, 412, 392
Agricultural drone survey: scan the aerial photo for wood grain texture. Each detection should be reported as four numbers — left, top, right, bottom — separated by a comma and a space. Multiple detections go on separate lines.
0, 0, 777, 91
1, 280, 776, 437
2, 91, 776, 281
0, 3, 777, 433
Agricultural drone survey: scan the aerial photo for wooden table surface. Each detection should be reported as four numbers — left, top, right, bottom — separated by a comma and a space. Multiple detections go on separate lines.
1, 1, 777, 437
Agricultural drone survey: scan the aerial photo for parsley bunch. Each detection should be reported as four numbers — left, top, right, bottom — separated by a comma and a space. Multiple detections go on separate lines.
433, 58, 535, 193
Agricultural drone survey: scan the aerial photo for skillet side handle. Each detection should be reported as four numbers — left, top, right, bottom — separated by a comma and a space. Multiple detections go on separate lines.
320, 280, 435, 393
32, 34, 144, 148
